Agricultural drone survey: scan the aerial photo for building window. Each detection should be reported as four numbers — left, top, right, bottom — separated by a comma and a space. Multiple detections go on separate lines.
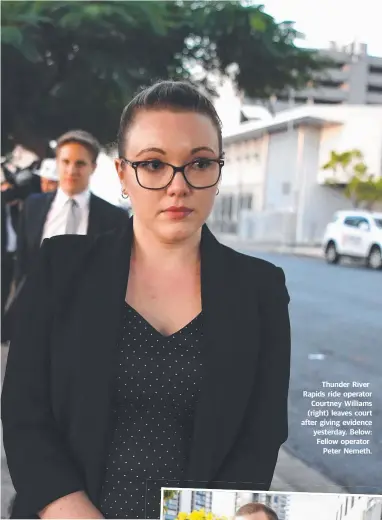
191, 491, 212, 512
222, 195, 234, 220
164, 493, 180, 520
369, 65, 382, 74
316, 79, 344, 89
238, 194, 253, 211
282, 182, 291, 195
312, 98, 341, 104
367, 85, 382, 94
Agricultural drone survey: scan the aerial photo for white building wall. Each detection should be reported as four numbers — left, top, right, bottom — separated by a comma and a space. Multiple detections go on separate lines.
220, 105, 382, 244
263, 129, 299, 211
90, 151, 122, 206
222, 136, 268, 212
335, 495, 369, 520
178, 490, 193, 514
210, 491, 237, 518
316, 106, 382, 183
364, 498, 382, 520
295, 126, 352, 243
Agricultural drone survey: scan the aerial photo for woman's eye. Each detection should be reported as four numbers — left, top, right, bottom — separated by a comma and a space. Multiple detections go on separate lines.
140, 160, 164, 171
194, 159, 213, 169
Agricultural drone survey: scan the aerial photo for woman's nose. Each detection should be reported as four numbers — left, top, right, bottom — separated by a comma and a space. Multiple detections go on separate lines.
166, 170, 191, 195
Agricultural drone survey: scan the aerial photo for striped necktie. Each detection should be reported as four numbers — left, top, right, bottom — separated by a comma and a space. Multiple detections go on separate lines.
65, 198, 80, 234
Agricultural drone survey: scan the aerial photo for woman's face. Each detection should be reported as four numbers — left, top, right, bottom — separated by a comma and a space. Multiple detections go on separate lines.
116, 109, 221, 243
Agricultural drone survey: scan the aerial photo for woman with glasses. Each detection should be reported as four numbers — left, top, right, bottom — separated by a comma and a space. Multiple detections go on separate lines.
2, 81, 291, 520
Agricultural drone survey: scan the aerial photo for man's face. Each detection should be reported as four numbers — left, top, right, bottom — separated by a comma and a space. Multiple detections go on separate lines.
40, 178, 59, 193
56, 142, 96, 196
237, 513, 270, 520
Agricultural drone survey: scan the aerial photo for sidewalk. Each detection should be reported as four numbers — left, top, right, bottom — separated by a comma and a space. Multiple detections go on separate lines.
217, 234, 323, 259
271, 447, 344, 493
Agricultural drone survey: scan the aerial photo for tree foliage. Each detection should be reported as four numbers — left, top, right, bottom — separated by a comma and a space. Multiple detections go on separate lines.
322, 149, 382, 209
1, 0, 329, 152
162, 490, 179, 513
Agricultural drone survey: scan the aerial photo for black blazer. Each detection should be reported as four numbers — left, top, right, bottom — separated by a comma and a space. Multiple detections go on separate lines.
14, 191, 127, 285
2, 217, 291, 519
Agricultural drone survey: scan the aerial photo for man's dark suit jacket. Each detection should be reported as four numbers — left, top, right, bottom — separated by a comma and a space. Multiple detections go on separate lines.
1, 216, 291, 519
14, 190, 127, 284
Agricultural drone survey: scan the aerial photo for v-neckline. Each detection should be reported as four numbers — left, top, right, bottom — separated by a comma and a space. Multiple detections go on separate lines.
124, 300, 202, 339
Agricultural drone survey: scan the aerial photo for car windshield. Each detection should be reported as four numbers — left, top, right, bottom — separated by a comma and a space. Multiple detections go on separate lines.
374, 218, 382, 229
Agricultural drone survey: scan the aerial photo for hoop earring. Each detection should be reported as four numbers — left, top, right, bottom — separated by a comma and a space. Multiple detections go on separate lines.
121, 189, 129, 199
216, 188, 220, 195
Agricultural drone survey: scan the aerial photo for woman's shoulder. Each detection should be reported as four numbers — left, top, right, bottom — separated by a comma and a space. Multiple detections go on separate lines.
221, 242, 285, 278
221, 244, 289, 302
42, 230, 119, 279
46, 229, 116, 254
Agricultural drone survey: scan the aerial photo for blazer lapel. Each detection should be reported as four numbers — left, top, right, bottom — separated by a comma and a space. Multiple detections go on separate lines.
69, 217, 133, 503
31, 192, 55, 248
87, 193, 103, 235
185, 225, 260, 486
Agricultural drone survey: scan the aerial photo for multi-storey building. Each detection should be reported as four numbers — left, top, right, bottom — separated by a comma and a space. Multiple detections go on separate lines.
334, 495, 382, 520
163, 490, 213, 520
364, 497, 382, 520
210, 104, 382, 245
243, 41, 382, 116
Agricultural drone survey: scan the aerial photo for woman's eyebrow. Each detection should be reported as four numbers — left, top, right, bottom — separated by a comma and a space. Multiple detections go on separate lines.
136, 147, 166, 157
191, 146, 215, 154
135, 146, 216, 157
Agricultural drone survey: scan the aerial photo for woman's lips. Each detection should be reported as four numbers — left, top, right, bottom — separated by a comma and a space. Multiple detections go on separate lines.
164, 207, 193, 219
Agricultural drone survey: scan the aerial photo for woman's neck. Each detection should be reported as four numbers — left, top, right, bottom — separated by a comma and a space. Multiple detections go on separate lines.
131, 219, 202, 271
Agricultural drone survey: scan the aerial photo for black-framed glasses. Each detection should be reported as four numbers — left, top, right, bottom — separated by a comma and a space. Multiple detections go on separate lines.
119, 157, 224, 190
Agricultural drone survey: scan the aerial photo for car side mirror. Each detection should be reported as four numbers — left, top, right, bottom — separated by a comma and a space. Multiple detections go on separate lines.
359, 222, 370, 231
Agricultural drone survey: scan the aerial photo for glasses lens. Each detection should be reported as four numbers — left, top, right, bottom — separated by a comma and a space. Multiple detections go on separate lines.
136, 159, 221, 189
184, 159, 220, 188
136, 160, 173, 189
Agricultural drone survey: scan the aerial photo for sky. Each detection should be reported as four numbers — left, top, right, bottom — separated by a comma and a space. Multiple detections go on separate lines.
261, 0, 382, 57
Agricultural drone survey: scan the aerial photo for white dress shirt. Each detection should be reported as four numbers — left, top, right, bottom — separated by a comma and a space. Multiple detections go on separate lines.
5, 206, 17, 253
41, 188, 91, 242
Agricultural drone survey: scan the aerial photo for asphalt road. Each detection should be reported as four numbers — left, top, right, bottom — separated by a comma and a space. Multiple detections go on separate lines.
238, 249, 382, 495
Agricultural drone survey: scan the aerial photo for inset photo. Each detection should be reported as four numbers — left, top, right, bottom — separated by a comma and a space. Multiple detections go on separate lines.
161, 489, 382, 520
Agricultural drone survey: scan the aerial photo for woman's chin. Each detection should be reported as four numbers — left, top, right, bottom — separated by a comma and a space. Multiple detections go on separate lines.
158, 219, 200, 243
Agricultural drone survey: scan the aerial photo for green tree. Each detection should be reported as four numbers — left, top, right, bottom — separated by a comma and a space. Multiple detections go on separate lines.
162, 490, 179, 514
322, 149, 382, 209
1, 0, 329, 153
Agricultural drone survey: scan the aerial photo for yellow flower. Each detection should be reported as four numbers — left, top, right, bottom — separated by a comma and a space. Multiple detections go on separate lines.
177, 513, 188, 520
190, 510, 204, 520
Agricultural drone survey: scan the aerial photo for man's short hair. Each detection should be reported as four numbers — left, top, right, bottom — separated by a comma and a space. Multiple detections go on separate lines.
236, 502, 279, 520
56, 130, 101, 163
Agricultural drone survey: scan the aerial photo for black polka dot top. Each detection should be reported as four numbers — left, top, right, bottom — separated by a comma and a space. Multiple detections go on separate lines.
100, 302, 205, 519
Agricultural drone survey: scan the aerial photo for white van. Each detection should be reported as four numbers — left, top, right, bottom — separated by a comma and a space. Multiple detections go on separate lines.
323, 210, 382, 269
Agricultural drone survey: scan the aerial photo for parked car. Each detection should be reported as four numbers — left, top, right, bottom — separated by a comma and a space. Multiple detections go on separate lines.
323, 210, 382, 269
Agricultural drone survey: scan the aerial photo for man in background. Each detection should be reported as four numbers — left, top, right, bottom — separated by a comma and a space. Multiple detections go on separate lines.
1, 147, 42, 328
15, 129, 127, 285
236, 502, 279, 520
35, 158, 60, 193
